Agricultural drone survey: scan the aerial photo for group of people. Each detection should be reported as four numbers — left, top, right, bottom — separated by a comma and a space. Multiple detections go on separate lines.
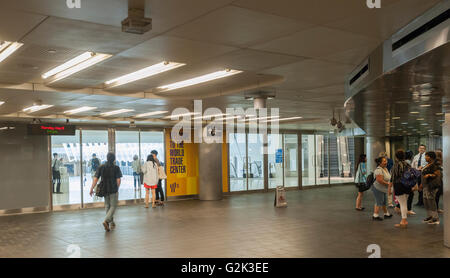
355, 144, 444, 228
88, 150, 167, 232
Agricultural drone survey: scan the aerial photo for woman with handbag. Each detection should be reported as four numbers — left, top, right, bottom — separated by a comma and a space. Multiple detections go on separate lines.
355, 154, 368, 211
421, 151, 441, 225
142, 154, 159, 208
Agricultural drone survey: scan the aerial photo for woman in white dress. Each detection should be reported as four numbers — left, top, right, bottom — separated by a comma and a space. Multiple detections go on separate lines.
142, 154, 159, 208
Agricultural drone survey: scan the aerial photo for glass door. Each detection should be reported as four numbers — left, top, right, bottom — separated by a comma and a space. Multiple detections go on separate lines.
115, 131, 140, 201
140, 131, 165, 199
247, 133, 264, 190
51, 130, 81, 206
284, 134, 298, 188
228, 133, 246, 191
268, 133, 283, 189
82, 130, 109, 205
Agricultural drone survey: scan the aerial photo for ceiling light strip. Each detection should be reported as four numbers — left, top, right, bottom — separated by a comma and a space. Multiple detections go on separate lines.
158, 69, 242, 91
23, 104, 54, 113
105, 62, 185, 88
134, 111, 169, 118
0, 41, 24, 63
101, 109, 134, 117
64, 106, 97, 115
43, 52, 112, 83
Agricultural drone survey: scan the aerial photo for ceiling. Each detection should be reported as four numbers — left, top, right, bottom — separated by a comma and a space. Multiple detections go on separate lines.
0, 0, 443, 131
347, 42, 450, 137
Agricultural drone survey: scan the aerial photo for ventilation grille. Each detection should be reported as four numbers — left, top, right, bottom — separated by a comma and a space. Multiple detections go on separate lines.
349, 63, 369, 86
392, 8, 450, 51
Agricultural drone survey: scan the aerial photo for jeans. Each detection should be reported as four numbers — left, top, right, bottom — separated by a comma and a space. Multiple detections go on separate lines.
104, 192, 118, 224
133, 172, 140, 188
371, 186, 387, 207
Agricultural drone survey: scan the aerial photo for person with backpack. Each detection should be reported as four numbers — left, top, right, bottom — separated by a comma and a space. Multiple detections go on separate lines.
391, 150, 417, 228
421, 151, 441, 225
394, 150, 417, 216
89, 152, 123, 232
371, 157, 393, 221
142, 154, 159, 208
355, 154, 368, 211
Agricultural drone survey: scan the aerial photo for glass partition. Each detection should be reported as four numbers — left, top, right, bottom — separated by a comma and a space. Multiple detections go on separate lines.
82, 130, 109, 205
51, 130, 81, 206
284, 134, 298, 188
247, 133, 264, 190
228, 133, 246, 191
316, 135, 329, 185
115, 131, 140, 201
302, 135, 315, 186
268, 134, 283, 189
140, 131, 165, 199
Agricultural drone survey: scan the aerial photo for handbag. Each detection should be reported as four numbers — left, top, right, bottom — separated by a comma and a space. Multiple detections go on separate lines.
95, 166, 106, 197
158, 165, 167, 179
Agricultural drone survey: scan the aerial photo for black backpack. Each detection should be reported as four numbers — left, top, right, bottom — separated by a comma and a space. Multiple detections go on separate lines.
364, 172, 375, 189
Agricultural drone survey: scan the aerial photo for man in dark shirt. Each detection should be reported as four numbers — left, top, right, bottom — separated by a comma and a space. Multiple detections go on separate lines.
89, 152, 122, 232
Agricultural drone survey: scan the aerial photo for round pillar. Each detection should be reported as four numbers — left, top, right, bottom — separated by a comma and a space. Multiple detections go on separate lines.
198, 140, 223, 201
366, 137, 386, 172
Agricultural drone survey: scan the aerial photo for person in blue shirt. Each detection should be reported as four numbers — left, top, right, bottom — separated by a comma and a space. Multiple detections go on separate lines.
355, 154, 368, 211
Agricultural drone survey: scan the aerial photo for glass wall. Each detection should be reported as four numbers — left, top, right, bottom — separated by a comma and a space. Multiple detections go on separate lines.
229, 133, 247, 191
115, 131, 140, 201
302, 135, 315, 186
316, 135, 329, 185
268, 134, 283, 189
51, 130, 81, 206
284, 134, 298, 188
51, 129, 165, 208
82, 130, 109, 205
247, 133, 264, 190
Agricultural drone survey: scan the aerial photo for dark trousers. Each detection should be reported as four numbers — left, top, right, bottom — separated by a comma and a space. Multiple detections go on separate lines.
52, 170, 61, 193
155, 179, 164, 201
416, 190, 424, 205
436, 186, 443, 208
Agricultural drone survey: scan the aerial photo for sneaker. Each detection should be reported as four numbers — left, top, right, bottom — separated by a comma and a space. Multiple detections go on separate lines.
427, 219, 440, 225
407, 211, 416, 215
110, 222, 116, 230
372, 216, 383, 221
423, 217, 433, 223
102, 221, 110, 232
384, 214, 393, 219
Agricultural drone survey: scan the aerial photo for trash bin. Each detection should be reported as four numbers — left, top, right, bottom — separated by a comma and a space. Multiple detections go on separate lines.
274, 186, 287, 208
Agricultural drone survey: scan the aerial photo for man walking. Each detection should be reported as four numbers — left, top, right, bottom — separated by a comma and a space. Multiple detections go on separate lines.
89, 152, 122, 232
411, 144, 427, 206
52, 153, 63, 194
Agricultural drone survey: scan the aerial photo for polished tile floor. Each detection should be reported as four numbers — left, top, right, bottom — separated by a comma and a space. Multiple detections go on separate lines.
0, 185, 449, 258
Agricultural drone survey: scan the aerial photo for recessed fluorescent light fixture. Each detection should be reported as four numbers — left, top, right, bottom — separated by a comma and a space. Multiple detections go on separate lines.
105, 62, 185, 88
410, 111, 419, 114
392, 117, 400, 120
0, 41, 23, 63
421, 123, 428, 126
64, 106, 97, 115
0, 101, 5, 106
158, 69, 242, 91
401, 122, 408, 125
420, 104, 431, 107
436, 112, 444, 115
42, 52, 112, 83
417, 118, 424, 121
192, 113, 229, 120
100, 109, 134, 117
134, 111, 169, 118
163, 112, 200, 119
23, 104, 54, 113
265, 116, 303, 122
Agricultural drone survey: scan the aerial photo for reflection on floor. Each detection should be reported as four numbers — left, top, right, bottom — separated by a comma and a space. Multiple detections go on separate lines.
229, 177, 354, 191
0, 185, 448, 258
52, 175, 165, 206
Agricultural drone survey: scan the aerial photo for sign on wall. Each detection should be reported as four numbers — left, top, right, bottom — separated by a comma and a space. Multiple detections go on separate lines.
165, 130, 199, 196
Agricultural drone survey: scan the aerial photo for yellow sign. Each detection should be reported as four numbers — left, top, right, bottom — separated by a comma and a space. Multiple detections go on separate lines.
165, 130, 199, 196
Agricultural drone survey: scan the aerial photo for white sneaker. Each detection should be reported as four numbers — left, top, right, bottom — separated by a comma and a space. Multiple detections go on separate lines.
407, 211, 416, 215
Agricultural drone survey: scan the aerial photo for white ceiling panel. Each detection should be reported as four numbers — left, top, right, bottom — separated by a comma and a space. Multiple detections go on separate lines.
167, 6, 312, 47
233, 0, 402, 25
251, 26, 379, 60
0, 9, 46, 42
118, 35, 237, 64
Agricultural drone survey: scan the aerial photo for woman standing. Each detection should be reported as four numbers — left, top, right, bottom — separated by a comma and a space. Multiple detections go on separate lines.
371, 157, 393, 221
390, 150, 411, 228
355, 154, 368, 211
421, 152, 441, 225
142, 154, 159, 208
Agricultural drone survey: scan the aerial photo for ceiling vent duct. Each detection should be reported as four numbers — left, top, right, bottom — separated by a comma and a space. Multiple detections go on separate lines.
122, 0, 152, 35
384, 0, 450, 72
